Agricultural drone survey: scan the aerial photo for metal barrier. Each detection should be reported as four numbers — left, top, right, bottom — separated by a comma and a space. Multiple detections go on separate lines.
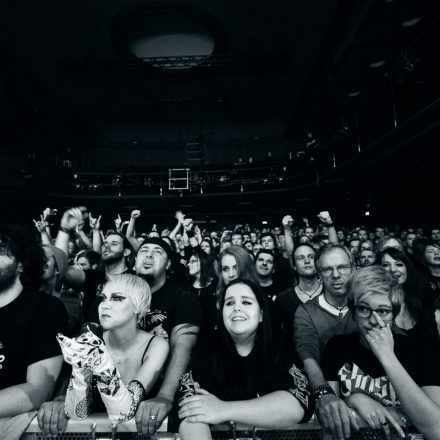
22, 414, 420, 440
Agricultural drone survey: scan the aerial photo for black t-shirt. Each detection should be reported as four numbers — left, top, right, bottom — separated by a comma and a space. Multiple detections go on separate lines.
261, 278, 286, 303
178, 332, 311, 422
427, 273, 440, 295
272, 287, 303, 340
190, 281, 218, 337
321, 332, 440, 406
0, 290, 68, 389
273, 255, 293, 291
142, 280, 203, 340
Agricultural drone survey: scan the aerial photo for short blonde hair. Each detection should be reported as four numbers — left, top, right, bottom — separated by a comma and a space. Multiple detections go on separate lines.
347, 266, 403, 317
102, 274, 151, 322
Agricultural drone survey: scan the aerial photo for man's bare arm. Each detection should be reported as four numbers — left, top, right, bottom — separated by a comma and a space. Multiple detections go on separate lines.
0, 356, 63, 418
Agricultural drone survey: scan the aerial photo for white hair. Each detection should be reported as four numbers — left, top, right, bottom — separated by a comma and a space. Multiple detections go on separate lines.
103, 274, 151, 323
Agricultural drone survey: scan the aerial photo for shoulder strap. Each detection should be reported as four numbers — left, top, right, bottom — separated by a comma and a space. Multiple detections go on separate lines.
141, 335, 156, 364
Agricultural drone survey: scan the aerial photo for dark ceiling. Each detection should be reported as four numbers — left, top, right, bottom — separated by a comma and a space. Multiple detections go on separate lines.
0, 0, 439, 225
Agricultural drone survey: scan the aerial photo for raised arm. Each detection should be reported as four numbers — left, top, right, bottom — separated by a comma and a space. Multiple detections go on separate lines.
282, 215, 295, 254
89, 213, 103, 253
183, 218, 199, 248
33, 215, 52, 246
169, 211, 184, 240
126, 210, 141, 251
317, 211, 338, 244
75, 223, 92, 250
55, 207, 83, 255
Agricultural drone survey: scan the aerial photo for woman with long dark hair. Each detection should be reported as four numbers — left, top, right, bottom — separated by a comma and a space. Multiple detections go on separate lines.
187, 248, 218, 335
177, 279, 310, 440
377, 248, 430, 330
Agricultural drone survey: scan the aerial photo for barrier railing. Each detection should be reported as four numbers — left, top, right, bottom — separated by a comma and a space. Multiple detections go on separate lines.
22, 413, 420, 440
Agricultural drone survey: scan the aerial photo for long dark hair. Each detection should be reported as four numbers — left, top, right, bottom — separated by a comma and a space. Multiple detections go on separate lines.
377, 247, 428, 323
413, 294, 440, 341
214, 278, 274, 398
188, 248, 214, 287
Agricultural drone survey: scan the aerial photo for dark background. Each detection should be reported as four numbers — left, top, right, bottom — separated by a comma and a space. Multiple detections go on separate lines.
0, 0, 439, 228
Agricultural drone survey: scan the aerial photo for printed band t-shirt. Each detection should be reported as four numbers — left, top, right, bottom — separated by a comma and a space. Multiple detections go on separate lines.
142, 280, 203, 340
321, 332, 440, 406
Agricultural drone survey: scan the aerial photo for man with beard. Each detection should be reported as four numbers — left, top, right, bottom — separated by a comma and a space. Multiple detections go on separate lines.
0, 224, 67, 419
358, 248, 376, 267
55, 207, 133, 323
133, 238, 202, 437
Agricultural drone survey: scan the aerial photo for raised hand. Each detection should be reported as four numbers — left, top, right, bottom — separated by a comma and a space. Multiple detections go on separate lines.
282, 215, 294, 228
114, 214, 122, 232
61, 207, 84, 232
89, 213, 102, 231
317, 211, 333, 226
183, 218, 193, 232
131, 209, 141, 219
33, 215, 48, 233
175, 210, 185, 223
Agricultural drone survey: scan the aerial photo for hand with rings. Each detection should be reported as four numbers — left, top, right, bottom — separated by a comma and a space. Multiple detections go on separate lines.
135, 397, 173, 436
345, 394, 405, 439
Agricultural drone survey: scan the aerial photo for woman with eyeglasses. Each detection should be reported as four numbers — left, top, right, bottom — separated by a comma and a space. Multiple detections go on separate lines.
321, 266, 440, 437
177, 279, 311, 440
187, 249, 218, 336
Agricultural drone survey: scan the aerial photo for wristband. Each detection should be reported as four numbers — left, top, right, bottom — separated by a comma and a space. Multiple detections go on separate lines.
60, 226, 71, 234
312, 384, 335, 403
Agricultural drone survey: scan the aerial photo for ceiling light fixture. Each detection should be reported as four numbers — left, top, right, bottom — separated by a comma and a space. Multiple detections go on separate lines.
401, 17, 422, 28
369, 60, 386, 68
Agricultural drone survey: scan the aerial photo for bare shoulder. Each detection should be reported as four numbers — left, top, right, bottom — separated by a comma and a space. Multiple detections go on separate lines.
140, 331, 169, 360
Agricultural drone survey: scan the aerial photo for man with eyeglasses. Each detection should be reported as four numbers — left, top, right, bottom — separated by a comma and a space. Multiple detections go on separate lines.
294, 244, 358, 440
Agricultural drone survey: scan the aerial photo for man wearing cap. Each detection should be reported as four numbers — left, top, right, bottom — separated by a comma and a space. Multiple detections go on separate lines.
134, 237, 202, 436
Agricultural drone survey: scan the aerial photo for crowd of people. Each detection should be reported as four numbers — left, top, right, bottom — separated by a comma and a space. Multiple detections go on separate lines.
1, 206, 440, 440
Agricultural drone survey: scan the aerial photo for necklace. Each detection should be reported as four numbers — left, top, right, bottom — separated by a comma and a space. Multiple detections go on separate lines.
320, 295, 349, 317
295, 282, 321, 299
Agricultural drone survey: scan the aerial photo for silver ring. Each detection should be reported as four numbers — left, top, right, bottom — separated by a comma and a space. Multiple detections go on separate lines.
149, 415, 158, 420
